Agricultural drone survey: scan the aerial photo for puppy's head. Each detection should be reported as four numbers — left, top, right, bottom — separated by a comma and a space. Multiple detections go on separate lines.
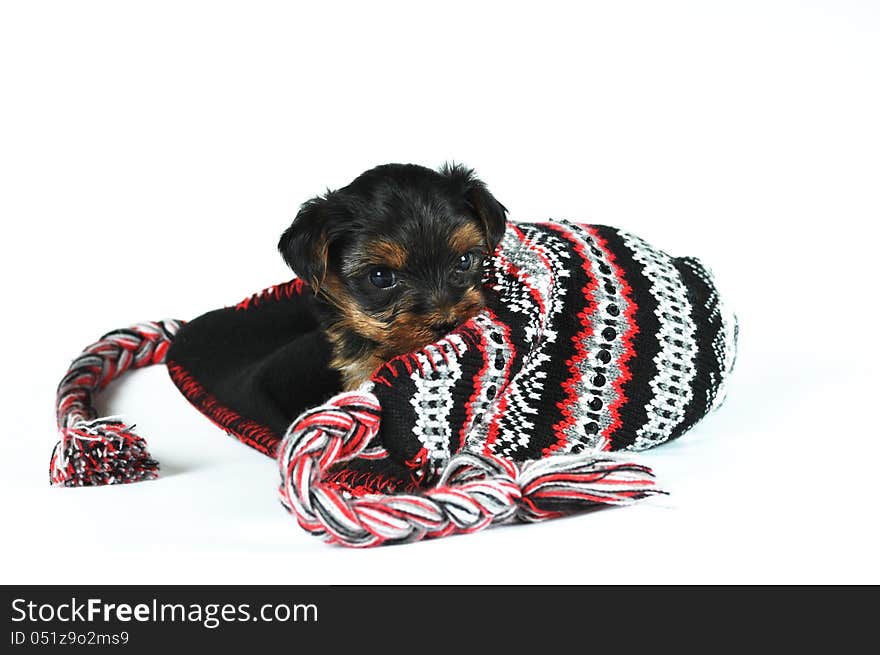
278, 163, 507, 358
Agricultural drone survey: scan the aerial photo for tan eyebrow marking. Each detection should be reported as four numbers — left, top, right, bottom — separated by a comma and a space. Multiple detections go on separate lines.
449, 222, 485, 254
364, 239, 408, 269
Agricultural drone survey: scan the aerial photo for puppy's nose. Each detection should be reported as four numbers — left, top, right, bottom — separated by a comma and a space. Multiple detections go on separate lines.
432, 320, 459, 337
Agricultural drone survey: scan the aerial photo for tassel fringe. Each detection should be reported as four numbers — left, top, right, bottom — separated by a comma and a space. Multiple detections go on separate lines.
50, 418, 158, 487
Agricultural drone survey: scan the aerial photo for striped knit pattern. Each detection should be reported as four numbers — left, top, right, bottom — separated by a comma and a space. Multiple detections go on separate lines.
371, 220, 738, 477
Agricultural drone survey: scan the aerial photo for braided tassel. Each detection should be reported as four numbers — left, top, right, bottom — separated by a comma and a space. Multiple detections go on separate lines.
50, 320, 184, 487
278, 390, 664, 547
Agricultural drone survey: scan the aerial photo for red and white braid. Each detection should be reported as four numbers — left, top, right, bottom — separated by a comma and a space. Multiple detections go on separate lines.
278, 389, 663, 547
50, 320, 184, 487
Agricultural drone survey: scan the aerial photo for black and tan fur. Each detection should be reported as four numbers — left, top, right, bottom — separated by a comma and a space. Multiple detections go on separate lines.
278, 163, 507, 389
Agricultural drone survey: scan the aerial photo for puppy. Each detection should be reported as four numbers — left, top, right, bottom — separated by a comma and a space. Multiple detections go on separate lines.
278, 163, 507, 390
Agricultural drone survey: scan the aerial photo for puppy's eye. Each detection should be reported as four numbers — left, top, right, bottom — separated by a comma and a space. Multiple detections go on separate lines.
455, 253, 472, 271
368, 267, 397, 289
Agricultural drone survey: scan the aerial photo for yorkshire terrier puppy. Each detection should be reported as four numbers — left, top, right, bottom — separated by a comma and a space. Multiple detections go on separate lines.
278, 163, 507, 390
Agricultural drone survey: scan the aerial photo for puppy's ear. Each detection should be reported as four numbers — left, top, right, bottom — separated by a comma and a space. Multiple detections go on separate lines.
278, 197, 331, 293
467, 180, 508, 254
440, 163, 508, 253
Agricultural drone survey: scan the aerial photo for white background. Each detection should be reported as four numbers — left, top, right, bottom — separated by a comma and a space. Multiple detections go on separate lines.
1, 1, 878, 584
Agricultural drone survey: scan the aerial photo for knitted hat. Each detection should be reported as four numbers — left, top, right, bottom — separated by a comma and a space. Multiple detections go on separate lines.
50, 220, 737, 547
